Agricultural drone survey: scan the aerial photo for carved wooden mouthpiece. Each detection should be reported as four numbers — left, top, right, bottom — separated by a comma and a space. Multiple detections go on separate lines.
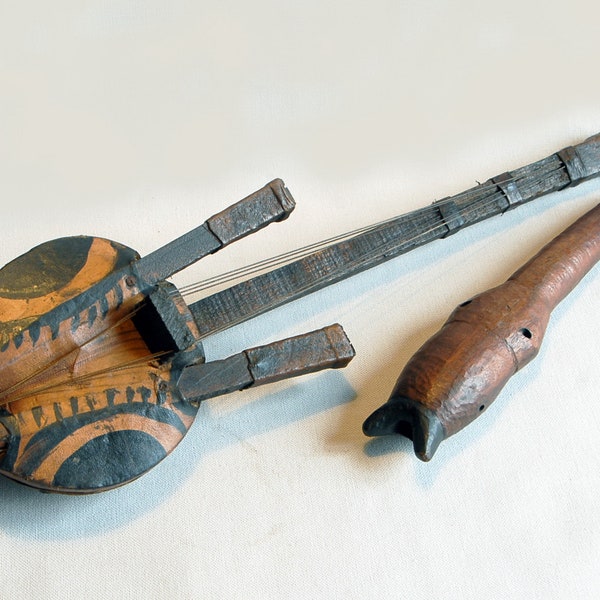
363, 202, 600, 460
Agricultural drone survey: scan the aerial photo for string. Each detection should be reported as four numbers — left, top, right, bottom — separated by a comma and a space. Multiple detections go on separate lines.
178, 219, 389, 296
190, 164, 569, 337
177, 186, 493, 296
3, 350, 171, 406
178, 162, 565, 299
0, 304, 149, 406
0, 160, 568, 404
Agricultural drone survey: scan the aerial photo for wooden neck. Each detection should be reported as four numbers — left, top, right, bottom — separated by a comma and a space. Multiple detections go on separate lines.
190, 133, 600, 338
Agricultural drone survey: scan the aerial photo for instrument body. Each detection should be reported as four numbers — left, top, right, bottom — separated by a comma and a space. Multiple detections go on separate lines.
0, 237, 200, 492
0, 181, 354, 493
363, 203, 600, 460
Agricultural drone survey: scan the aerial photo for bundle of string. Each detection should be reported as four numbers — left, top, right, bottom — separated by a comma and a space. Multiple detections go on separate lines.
177, 160, 568, 336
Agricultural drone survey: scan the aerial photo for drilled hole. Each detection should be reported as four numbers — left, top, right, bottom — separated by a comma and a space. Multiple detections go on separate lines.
479, 405, 485, 412
394, 420, 414, 441
519, 328, 532, 339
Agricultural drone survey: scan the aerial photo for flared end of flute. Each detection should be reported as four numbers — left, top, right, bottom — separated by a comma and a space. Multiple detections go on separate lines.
362, 397, 444, 462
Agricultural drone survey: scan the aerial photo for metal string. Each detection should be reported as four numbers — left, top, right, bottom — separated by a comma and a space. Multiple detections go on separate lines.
0, 304, 148, 406
179, 163, 565, 299
3, 350, 171, 406
187, 164, 568, 337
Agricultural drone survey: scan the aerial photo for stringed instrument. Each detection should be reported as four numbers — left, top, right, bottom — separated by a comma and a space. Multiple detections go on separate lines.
0, 181, 355, 494
1, 133, 599, 493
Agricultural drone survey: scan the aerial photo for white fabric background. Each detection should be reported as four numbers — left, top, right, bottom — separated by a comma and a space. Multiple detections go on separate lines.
1, 2, 599, 599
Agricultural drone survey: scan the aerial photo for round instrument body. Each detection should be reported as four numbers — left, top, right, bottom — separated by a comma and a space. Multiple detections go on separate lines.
0, 237, 200, 494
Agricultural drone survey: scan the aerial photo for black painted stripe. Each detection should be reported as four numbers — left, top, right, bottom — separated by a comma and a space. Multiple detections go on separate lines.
0, 237, 95, 299
100, 295, 110, 318
87, 305, 98, 328
71, 311, 80, 333
17, 402, 189, 476
138, 386, 152, 404
105, 388, 119, 407
50, 321, 60, 340
13, 332, 24, 349
29, 321, 41, 345
86, 395, 96, 411
52, 430, 167, 491
32, 406, 44, 428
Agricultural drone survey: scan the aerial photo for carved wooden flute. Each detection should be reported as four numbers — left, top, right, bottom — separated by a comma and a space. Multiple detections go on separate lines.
363, 202, 600, 460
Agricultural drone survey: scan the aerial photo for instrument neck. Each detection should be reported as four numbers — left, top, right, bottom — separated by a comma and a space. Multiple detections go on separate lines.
190, 134, 600, 338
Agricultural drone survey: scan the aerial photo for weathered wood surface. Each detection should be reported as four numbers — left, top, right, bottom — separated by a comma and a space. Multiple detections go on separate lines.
190, 134, 600, 338
135, 178, 294, 282
178, 324, 354, 403
363, 202, 600, 461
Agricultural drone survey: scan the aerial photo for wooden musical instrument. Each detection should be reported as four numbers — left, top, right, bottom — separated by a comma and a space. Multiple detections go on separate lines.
1, 134, 599, 493
0, 181, 355, 493
363, 202, 600, 460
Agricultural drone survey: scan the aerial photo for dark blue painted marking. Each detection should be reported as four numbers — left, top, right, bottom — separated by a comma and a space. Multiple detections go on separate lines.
105, 388, 119, 407
20, 268, 137, 345
6, 235, 138, 352
71, 311, 80, 333
53, 403, 63, 422
50, 321, 60, 340
70, 396, 79, 415
114, 283, 124, 308
32, 407, 44, 428
156, 383, 168, 406
86, 395, 96, 411
0, 237, 94, 299
18, 402, 189, 475
13, 332, 23, 349
137, 386, 152, 404
100, 295, 110, 319
126, 387, 135, 403
87, 305, 98, 328
52, 430, 167, 491
29, 321, 41, 345
173, 397, 198, 417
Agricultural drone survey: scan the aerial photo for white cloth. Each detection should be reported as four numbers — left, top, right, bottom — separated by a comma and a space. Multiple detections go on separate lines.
1, 2, 599, 598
